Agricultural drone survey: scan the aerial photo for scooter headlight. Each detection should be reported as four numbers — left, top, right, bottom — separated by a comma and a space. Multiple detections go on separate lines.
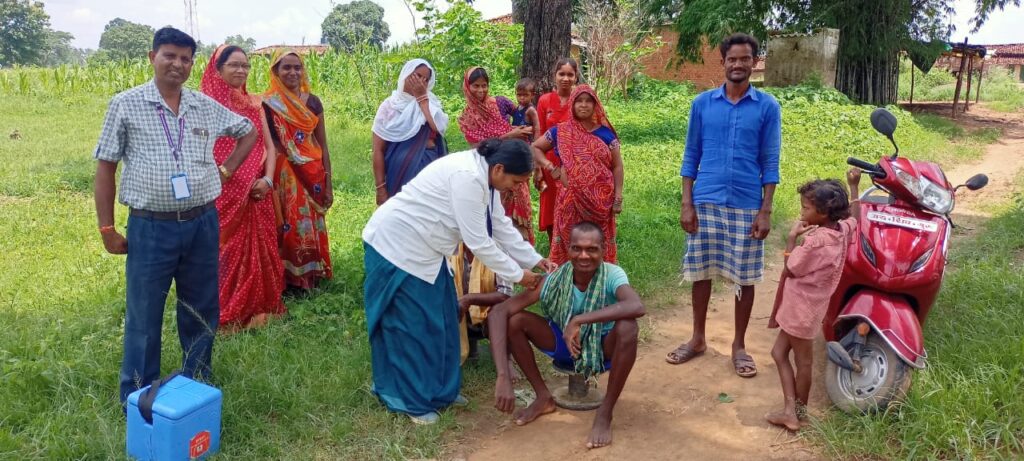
893, 167, 953, 214
919, 177, 953, 214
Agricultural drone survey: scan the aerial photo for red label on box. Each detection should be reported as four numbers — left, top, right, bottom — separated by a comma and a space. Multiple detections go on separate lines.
189, 430, 210, 459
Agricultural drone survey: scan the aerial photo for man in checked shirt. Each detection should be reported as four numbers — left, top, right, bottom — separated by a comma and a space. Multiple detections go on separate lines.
93, 27, 258, 404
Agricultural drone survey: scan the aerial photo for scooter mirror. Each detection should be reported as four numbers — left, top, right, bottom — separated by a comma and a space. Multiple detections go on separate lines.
870, 108, 898, 137
964, 174, 988, 191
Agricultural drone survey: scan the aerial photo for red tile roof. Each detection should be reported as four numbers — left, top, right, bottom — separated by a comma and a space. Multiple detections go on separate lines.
251, 45, 330, 56
487, 13, 513, 25
984, 43, 1024, 65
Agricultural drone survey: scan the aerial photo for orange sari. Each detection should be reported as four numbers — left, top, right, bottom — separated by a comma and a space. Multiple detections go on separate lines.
264, 50, 332, 289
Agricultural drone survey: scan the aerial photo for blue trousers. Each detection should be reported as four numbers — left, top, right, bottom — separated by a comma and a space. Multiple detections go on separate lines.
119, 207, 220, 403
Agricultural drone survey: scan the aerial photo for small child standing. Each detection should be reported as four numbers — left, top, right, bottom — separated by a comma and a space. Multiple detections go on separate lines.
510, 78, 546, 192
511, 77, 542, 140
766, 169, 862, 431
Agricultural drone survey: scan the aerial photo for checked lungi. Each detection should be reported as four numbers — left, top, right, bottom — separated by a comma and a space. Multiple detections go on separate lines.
681, 203, 764, 285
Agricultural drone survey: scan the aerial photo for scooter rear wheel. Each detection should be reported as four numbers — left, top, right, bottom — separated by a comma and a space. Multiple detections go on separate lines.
825, 333, 912, 413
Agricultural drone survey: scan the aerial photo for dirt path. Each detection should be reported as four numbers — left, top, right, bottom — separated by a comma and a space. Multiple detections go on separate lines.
454, 104, 1024, 461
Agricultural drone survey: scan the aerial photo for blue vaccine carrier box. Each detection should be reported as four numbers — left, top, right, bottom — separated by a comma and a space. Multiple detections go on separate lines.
126, 375, 222, 460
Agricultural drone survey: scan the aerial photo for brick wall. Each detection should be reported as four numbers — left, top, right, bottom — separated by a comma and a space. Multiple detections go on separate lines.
639, 28, 726, 90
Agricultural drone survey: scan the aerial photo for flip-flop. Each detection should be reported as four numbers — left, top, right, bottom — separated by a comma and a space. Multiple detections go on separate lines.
733, 354, 757, 378
666, 343, 705, 365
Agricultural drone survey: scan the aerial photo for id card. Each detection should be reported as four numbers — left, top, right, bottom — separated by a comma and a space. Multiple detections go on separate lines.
171, 173, 191, 200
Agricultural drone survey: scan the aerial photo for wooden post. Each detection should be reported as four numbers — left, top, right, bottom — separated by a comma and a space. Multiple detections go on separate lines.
975, 59, 985, 104
964, 54, 975, 112
910, 64, 915, 104
951, 38, 968, 119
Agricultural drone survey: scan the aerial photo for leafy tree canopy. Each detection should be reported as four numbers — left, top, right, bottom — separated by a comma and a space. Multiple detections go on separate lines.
321, 0, 391, 52
0, 0, 50, 67
98, 18, 155, 62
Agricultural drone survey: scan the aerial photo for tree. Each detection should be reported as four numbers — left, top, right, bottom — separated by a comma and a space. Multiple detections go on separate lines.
98, 18, 155, 61
511, 0, 528, 23
577, 0, 663, 98
224, 34, 257, 52
520, 0, 573, 93
644, 0, 1019, 105
0, 0, 50, 67
321, 0, 391, 52
40, 30, 85, 66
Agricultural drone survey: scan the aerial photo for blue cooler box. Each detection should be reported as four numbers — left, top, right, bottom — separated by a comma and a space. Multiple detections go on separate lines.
126, 375, 222, 460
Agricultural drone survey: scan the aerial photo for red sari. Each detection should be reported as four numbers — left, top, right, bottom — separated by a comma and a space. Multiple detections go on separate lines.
264, 50, 333, 289
458, 67, 535, 244
549, 85, 619, 265
200, 46, 285, 327
536, 90, 573, 232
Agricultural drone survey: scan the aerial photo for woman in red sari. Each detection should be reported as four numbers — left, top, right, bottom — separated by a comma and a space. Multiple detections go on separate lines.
531, 85, 624, 265
263, 50, 333, 290
200, 45, 286, 329
458, 66, 535, 244
535, 58, 580, 242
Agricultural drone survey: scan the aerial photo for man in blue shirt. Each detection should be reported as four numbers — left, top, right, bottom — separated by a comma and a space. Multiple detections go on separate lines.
666, 33, 781, 379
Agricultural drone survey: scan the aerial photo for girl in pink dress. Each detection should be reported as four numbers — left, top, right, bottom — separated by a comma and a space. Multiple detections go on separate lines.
766, 170, 861, 431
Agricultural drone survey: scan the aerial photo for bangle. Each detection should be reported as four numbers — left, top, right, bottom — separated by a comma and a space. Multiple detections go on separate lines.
261, 176, 273, 187
375, 182, 387, 190
783, 251, 791, 257
219, 165, 232, 179
99, 225, 116, 234
416, 95, 428, 103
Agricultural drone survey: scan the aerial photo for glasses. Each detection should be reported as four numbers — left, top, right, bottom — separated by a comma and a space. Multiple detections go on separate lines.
224, 62, 251, 70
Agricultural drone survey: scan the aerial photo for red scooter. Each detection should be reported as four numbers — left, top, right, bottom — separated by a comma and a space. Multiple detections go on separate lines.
823, 108, 988, 413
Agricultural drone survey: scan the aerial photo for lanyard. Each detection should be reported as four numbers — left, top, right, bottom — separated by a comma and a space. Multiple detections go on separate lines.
155, 104, 185, 167
486, 187, 494, 238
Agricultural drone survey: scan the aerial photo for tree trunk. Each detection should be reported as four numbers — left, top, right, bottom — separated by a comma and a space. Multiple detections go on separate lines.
511, 0, 528, 24
521, 0, 572, 94
835, 51, 899, 106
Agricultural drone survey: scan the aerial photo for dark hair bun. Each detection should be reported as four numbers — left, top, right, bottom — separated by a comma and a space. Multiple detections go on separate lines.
477, 138, 502, 158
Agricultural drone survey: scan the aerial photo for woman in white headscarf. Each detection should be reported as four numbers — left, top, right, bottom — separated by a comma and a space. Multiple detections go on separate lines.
371, 59, 450, 205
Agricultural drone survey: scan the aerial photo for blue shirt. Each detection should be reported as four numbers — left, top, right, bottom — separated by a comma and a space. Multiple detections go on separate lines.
680, 84, 781, 210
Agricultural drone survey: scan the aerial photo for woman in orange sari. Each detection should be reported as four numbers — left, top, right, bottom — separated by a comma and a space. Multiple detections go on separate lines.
458, 66, 535, 244
200, 45, 286, 329
263, 50, 333, 290
531, 85, 624, 265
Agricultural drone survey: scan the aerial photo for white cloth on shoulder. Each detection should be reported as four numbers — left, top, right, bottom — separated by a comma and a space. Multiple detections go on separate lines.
371, 58, 449, 143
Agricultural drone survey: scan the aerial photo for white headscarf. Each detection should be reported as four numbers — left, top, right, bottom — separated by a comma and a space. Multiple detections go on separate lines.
371, 59, 449, 143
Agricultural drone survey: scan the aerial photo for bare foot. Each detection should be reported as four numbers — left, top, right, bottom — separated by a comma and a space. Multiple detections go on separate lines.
514, 394, 556, 426
586, 411, 613, 449
766, 410, 801, 432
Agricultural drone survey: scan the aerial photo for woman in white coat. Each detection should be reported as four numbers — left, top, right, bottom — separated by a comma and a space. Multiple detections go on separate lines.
362, 138, 554, 424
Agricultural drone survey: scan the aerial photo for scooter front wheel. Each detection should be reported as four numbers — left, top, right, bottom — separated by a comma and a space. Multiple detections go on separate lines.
825, 333, 912, 413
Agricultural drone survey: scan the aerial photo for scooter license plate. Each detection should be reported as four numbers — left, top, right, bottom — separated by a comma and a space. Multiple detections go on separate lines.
867, 211, 939, 232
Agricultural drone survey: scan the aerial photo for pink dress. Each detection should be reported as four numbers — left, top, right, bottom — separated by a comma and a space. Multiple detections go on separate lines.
769, 218, 856, 339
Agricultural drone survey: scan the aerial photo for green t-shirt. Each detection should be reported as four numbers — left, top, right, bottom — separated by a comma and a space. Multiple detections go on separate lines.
542, 263, 629, 334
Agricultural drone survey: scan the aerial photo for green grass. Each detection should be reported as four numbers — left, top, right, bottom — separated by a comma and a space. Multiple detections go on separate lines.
899, 59, 1024, 113
0, 81, 1003, 459
809, 178, 1024, 460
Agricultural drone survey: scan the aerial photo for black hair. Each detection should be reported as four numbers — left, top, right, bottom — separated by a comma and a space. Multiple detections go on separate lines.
152, 27, 197, 56
477, 139, 534, 175
571, 221, 605, 244
798, 179, 851, 222
468, 67, 489, 85
553, 57, 580, 83
214, 45, 245, 71
515, 77, 536, 92
719, 33, 759, 59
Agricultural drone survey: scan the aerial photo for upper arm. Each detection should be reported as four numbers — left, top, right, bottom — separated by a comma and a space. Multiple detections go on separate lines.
372, 133, 387, 155
94, 97, 126, 162
210, 99, 252, 138
681, 99, 703, 177
503, 284, 543, 316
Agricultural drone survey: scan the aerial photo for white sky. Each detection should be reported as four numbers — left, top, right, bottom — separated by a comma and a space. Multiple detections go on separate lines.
44, 0, 1024, 50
